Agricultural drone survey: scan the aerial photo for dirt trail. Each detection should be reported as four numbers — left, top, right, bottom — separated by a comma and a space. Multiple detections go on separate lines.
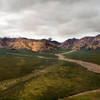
61, 50, 76, 54
1, 50, 100, 97
38, 51, 100, 98
55, 50, 100, 98
0, 73, 35, 92
55, 51, 100, 73
68, 88, 100, 98
39, 51, 100, 73
0, 69, 48, 92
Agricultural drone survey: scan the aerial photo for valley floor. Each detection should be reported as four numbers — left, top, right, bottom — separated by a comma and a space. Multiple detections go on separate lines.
56, 51, 100, 73
0, 49, 100, 100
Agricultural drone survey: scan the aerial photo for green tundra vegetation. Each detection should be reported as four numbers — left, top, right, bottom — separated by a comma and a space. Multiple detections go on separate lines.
56, 48, 72, 53
59, 91, 100, 100
64, 49, 100, 65
0, 48, 57, 58
0, 48, 100, 100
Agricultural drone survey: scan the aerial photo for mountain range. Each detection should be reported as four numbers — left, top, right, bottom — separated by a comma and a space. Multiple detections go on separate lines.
0, 34, 100, 52
61, 34, 100, 50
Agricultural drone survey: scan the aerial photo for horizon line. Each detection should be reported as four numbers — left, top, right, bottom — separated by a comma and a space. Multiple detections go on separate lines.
0, 34, 100, 43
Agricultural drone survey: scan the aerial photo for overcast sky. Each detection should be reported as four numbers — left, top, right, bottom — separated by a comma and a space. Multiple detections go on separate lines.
0, 0, 100, 41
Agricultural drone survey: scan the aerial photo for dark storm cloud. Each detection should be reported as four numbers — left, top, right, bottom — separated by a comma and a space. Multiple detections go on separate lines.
0, 0, 100, 41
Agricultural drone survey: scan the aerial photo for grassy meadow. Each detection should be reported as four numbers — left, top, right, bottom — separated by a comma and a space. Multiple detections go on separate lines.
64, 49, 100, 65
0, 48, 100, 100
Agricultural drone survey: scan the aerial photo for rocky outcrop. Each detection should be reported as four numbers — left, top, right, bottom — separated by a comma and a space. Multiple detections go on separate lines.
0, 38, 58, 52
59, 38, 78, 48
0, 34, 100, 52
60, 34, 100, 50
73, 35, 100, 50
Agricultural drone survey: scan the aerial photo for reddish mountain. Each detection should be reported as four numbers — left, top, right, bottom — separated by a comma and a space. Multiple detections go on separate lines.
60, 34, 100, 50
59, 38, 78, 48
0, 38, 58, 52
73, 35, 100, 50
0, 34, 100, 52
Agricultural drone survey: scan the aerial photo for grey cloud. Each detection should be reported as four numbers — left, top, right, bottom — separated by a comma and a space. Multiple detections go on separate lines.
0, 0, 100, 41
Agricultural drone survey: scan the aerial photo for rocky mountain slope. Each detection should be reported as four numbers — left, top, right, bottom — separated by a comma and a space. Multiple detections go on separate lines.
0, 34, 100, 52
60, 34, 100, 50
59, 38, 78, 48
0, 38, 59, 52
